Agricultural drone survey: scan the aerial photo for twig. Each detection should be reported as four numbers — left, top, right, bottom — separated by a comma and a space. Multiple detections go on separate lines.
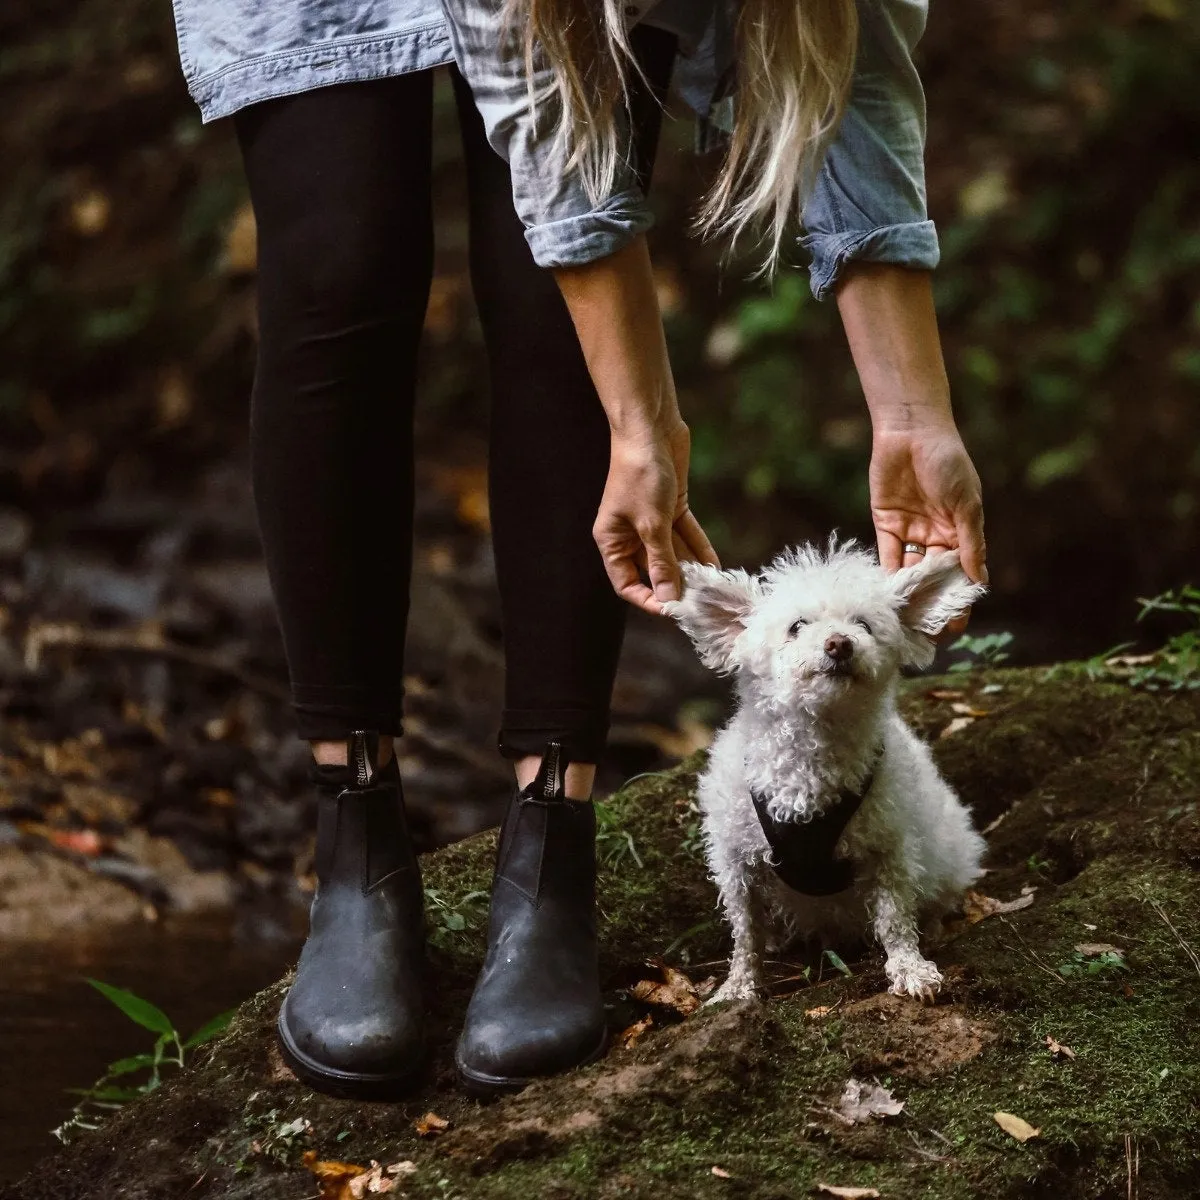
906, 1129, 951, 1163
25, 623, 289, 702
998, 917, 1065, 984
1126, 1133, 1139, 1200
1142, 890, 1200, 978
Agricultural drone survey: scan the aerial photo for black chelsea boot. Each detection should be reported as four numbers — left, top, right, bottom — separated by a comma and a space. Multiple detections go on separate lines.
277, 732, 426, 1098
456, 743, 607, 1096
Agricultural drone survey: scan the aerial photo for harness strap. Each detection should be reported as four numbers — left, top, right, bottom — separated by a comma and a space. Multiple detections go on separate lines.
750, 751, 881, 897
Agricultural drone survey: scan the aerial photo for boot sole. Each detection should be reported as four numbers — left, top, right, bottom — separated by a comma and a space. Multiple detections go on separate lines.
277, 1015, 424, 1101
455, 1027, 610, 1100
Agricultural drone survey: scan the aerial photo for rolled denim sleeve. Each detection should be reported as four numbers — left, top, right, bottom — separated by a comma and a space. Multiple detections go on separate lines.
438, 0, 652, 267
800, 0, 940, 300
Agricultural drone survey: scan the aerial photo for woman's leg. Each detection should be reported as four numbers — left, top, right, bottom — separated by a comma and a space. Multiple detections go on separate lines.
453, 28, 677, 1096
453, 26, 679, 795
234, 77, 435, 1097
236, 78, 435, 753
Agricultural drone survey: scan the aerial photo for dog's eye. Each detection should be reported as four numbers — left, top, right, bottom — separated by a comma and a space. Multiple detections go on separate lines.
855, 617, 873, 636
788, 618, 809, 637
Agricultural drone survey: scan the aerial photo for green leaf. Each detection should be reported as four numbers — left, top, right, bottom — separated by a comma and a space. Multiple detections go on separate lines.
103, 1053, 159, 1078
823, 949, 854, 978
86, 979, 175, 1036
182, 1009, 236, 1050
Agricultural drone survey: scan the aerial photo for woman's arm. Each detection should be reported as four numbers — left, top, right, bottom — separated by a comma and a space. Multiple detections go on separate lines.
554, 236, 718, 614
836, 262, 986, 589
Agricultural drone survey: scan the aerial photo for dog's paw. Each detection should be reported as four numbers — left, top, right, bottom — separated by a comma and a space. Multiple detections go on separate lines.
886, 958, 943, 1004
706, 975, 762, 1006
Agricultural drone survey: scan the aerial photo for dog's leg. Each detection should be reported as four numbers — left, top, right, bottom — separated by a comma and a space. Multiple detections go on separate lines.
870, 874, 943, 1003
708, 870, 766, 1004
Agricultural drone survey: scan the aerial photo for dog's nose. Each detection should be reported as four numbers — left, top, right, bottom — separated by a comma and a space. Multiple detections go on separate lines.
824, 632, 854, 661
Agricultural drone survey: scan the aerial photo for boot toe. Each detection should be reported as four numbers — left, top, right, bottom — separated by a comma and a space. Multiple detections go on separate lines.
280, 991, 423, 1084
456, 1008, 606, 1086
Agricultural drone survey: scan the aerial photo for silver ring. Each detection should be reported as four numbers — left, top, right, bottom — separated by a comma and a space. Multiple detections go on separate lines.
903, 542, 926, 556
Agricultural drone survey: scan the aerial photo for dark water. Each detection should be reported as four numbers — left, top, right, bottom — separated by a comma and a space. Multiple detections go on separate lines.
0, 910, 304, 1179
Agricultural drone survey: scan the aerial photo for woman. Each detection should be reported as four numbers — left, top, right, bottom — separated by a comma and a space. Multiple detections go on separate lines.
169, 0, 985, 1099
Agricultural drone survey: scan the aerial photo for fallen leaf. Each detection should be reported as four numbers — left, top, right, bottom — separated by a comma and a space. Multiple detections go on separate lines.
44, 827, 106, 856
836, 1078, 904, 1124
815, 1185, 881, 1199
805, 1005, 835, 1019
962, 890, 1036, 924
711, 1165, 732, 1178
619, 1014, 654, 1049
1045, 1035, 1076, 1060
414, 1111, 450, 1137
981, 810, 1009, 835
349, 1162, 397, 1197
302, 1151, 370, 1200
629, 960, 702, 1016
927, 688, 966, 701
386, 1162, 417, 1177
993, 1111, 1040, 1142
950, 702, 991, 718
1074, 943, 1125, 959
939, 716, 976, 739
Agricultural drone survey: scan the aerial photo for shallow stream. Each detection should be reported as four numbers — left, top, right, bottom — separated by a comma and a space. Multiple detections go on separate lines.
0, 910, 304, 1177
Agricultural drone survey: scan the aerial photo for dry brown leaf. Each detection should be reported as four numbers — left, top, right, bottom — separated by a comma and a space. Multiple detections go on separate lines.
950, 702, 991, 718
302, 1151, 370, 1200
386, 1163, 417, 1178
927, 688, 966, 701
815, 1185, 881, 1198
835, 1078, 904, 1124
962, 890, 1036, 924
710, 1165, 732, 1178
348, 1162, 397, 1197
629, 961, 702, 1016
1045, 1035, 1076, 1060
1105, 653, 1157, 668
993, 1111, 1040, 1142
939, 716, 976, 739
805, 1005, 835, 1020
619, 1014, 654, 1049
414, 1111, 450, 1137
1074, 943, 1124, 958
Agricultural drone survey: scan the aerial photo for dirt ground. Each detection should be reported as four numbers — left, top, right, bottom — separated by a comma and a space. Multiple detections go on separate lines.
8, 665, 1199, 1200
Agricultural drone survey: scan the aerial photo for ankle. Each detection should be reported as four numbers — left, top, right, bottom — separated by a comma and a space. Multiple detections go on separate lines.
514, 755, 595, 801
311, 735, 395, 769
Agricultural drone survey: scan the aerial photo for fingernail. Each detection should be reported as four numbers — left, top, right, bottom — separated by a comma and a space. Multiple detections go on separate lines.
655, 582, 679, 603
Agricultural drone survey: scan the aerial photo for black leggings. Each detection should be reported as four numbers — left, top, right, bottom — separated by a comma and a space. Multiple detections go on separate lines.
235, 31, 675, 762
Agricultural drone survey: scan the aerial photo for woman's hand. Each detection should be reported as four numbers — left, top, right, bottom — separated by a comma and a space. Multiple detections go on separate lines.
870, 422, 986, 579
594, 417, 719, 615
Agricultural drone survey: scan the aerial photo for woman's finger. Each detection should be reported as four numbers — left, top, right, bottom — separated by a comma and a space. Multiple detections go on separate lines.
956, 504, 988, 585
641, 517, 682, 605
674, 508, 720, 567
877, 529, 904, 572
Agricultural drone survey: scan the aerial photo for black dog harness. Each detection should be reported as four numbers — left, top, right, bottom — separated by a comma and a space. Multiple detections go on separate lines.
751, 752, 881, 897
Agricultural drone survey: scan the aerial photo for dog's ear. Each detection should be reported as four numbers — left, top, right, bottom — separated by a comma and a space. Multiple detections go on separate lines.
890, 551, 988, 668
663, 563, 759, 673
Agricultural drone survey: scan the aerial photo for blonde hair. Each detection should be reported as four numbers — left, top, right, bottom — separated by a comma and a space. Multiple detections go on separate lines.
506, 0, 859, 272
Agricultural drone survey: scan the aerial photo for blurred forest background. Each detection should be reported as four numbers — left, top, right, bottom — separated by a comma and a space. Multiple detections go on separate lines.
1, 0, 1197, 659
0, 0, 1197, 1171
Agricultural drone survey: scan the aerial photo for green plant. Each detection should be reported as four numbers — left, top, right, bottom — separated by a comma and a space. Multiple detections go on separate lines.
595, 800, 645, 870
53, 980, 233, 1143
423, 886, 489, 947
1132, 586, 1200, 691
1057, 949, 1130, 979
947, 630, 1014, 672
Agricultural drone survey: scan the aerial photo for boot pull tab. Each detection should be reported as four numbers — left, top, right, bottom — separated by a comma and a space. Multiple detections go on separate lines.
532, 742, 569, 801
348, 731, 381, 788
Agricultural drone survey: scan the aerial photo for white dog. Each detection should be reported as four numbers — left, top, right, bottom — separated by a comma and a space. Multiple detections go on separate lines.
665, 539, 987, 1004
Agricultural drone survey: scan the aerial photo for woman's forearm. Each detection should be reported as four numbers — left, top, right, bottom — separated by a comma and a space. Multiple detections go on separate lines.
834, 263, 955, 431
552, 235, 679, 438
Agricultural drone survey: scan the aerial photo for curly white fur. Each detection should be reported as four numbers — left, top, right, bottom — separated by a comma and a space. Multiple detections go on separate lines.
665, 539, 988, 1004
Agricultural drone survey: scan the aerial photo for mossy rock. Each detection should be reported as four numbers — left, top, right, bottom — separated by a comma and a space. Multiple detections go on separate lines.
9, 667, 1200, 1200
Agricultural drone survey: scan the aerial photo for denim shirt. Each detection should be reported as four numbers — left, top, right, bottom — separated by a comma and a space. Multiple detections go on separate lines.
171, 0, 938, 297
